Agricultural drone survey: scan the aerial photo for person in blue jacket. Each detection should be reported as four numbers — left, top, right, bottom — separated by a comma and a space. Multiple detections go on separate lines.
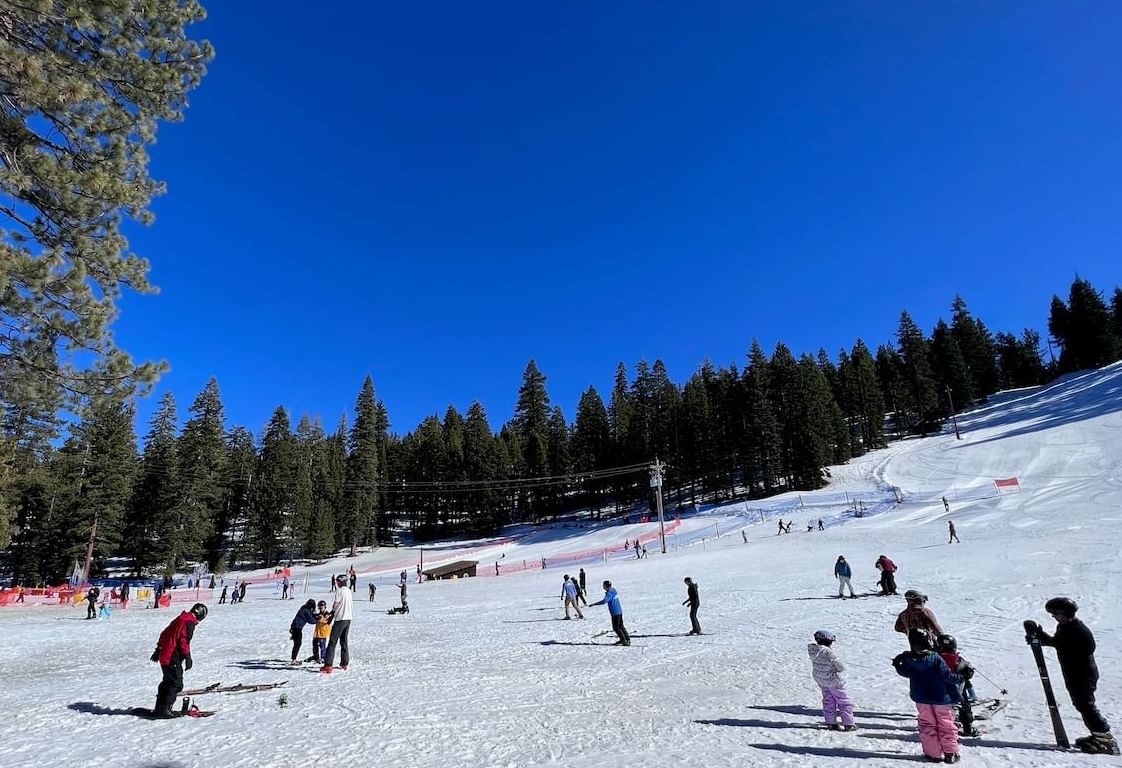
591, 580, 631, 646
289, 599, 319, 665
834, 556, 856, 599
893, 628, 964, 763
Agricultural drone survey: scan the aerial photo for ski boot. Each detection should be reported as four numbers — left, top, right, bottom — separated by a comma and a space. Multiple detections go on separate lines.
1076, 732, 1120, 755
943, 753, 960, 764
839, 725, 858, 732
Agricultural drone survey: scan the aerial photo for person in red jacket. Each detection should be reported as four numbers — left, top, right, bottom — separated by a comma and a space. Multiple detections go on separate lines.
150, 603, 207, 718
876, 555, 899, 596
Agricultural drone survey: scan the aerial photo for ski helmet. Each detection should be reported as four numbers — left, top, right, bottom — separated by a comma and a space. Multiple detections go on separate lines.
934, 634, 957, 653
813, 629, 835, 644
908, 627, 933, 652
317, 600, 327, 610
904, 589, 927, 604
1045, 597, 1078, 617
190, 603, 208, 622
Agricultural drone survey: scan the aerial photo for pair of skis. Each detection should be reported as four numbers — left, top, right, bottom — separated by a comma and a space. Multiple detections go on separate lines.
181, 681, 287, 696
1024, 621, 1070, 749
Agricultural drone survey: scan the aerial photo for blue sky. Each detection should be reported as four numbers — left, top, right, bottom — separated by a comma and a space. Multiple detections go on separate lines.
118, 1, 1122, 438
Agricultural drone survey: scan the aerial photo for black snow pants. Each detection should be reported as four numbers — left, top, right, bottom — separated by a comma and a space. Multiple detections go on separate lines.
610, 613, 631, 646
324, 619, 351, 667
290, 628, 303, 661
155, 659, 184, 715
1068, 680, 1111, 733
689, 605, 701, 635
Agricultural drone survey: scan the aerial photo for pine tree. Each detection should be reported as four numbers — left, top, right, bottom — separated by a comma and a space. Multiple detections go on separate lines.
177, 378, 227, 567
513, 360, 552, 519
849, 340, 886, 451
126, 393, 179, 574
931, 320, 974, 410
251, 407, 298, 566
572, 387, 612, 513
797, 354, 840, 483
221, 427, 257, 569
1049, 277, 1122, 372
896, 312, 940, 433
1112, 287, 1122, 343
308, 419, 344, 560
744, 342, 781, 493
291, 416, 321, 556
608, 363, 634, 510
442, 406, 467, 527
411, 415, 447, 529
875, 344, 907, 438
679, 373, 717, 500
649, 360, 681, 463
463, 402, 504, 531
0, 3, 211, 415
950, 296, 998, 399
343, 377, 380, 549
995, 330, 1045, 388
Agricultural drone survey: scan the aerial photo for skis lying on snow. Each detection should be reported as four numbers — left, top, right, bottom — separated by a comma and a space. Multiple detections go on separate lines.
1024, 621, 1070, 749
181, 681, 287, 696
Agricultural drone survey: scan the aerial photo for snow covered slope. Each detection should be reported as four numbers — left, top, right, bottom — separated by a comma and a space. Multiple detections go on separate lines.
2, 363, 1121, 768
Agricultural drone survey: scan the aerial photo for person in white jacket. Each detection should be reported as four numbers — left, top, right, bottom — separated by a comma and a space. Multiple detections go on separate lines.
322, 575, 354, 674
807, 629, 857, 731
561, 575, 583, 620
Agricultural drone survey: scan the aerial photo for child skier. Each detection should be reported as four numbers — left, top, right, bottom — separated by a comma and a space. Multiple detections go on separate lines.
307, 600, 330, 663
289, 599, 319, 665
935, 634, 979, 736
807, 630, 856, 731
1025, 597, 1118, 755
893, 627, 963, 763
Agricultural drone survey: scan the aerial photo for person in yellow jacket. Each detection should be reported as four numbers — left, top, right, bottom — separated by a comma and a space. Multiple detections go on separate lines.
308, 600, 331, 664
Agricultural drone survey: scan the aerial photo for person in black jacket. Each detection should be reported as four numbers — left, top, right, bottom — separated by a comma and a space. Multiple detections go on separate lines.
1026, 597, 1117, 755
289, 599, 319, 664
683, 577, 701, 635
85, 586, 100, 619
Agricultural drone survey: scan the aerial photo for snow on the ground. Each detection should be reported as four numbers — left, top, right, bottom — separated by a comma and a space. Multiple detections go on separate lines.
3, 363, 1122, 768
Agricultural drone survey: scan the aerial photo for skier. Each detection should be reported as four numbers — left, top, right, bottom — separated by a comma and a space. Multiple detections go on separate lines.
942, 496, 950, 513
150, 603, 207, 718
120, 581, 130, 610
834, 556, 857, 599
948, 520, 960, 544
368, 583, 377, 602
308, 600, 330, 663
578, 568, 587, 598
239, 581, 247, 602
1025, 598, 1118, 755
893, 627, 963, 763
209, 575, 216, 589
634, 541, 641, 559
808, 629, 856, 731
349, 571, 357, 592
742, 530, 748, 544
398, 579, 409, 612
777, 519, 784, 536
321, 575, 353, 674
399, 569, 407, 584
682, 577, 701, 635
573, 574, 588, 607
561, 575, 583, 620
591, 580, 630, 646
935, 634, 979, 737
282, 577, 289, 600
98, 592, 112, 619
818, 519, 825, 531
783, 520, 793, 534
641, 546, 648, 559
85, 586, 100, 619
218, 585, 228, 604
289, 599, 318, 665
895, 591, 945, 636
416, 565, 423, 583
875, 554, 899, 596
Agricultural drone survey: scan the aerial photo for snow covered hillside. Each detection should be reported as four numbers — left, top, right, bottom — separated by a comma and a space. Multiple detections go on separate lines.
2, 363, 1121, 768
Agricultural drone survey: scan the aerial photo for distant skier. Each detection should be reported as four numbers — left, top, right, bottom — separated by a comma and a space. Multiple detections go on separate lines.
682, 577, 701, 635
634, 541, 641, 559
150, 603, 207, 718
561, 575, 583, 620
875, 554, 899, 596
834, 556, 857, 599
777, 520, 784, 536
942, 496, 950, 513
591, 580, 630, 646
893, 627, 963, 763
742, 530, 748, 544
895, 591, 945, 636
398, 579, 408, 612
416, 565, 423, 583
289, 599, 319, 665
349, 571, 357, 592
948, 521, 960, 544
783, 520, 793, 534
218, 585, 228, 604
935, 634, 978, 737
1025, 598, 1118, 755
399, 569, 407, 584
578, 568, 587, 597
120, 581, 130, 610
808, 629, 856, 731
85, 586, 100, 620
209, 575, 216, 589
818, 519, 825, 531
282, 577, 290, 600
368, 583, 377, 602
321, 575, 353, 674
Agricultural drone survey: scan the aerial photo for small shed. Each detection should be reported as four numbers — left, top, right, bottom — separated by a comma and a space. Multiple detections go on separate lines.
423, 560, 478, 581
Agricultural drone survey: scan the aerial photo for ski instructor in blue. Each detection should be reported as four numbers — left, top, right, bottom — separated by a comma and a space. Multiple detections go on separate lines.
591, 580, 630, 646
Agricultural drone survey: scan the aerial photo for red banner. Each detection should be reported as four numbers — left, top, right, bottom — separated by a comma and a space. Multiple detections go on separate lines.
994, 477, 1020, 488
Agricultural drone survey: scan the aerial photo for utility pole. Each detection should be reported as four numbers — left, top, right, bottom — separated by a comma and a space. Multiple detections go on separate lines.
650, 458, 667, 554
945, 386, 962, 440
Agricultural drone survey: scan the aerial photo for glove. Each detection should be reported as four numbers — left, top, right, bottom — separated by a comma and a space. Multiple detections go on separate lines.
184, 656, 193, 671
962, 665, 975, 680
150, 649, 159, 663
1023, 620, 1041, 642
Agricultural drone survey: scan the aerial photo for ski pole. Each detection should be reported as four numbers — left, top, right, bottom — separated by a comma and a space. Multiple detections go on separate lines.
974, 669, 1008, 696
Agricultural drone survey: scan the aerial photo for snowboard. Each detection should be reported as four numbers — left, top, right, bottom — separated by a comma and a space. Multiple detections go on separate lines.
127, 707, 216, 719
1025, 621, 1070, 749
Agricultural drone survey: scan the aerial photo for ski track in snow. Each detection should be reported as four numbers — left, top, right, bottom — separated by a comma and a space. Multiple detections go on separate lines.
3, 362, 1122, 767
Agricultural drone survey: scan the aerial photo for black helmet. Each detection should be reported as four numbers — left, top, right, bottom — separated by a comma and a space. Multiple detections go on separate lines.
908, 627, 933, 651
1045, 597, 1078, 617
190, 603, 208, 622
837, 555, 845, 561
317, 600, 327, 609
934, 633, 957, 653
813, 629, 835, 644
602, 580, 612, 589
904, 590, 927, 604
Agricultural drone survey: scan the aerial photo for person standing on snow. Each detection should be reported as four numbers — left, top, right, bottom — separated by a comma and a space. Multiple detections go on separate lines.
322, 575, 354, 674
398, 579, 409, 612
875, 554, 899, 596
150, 603, 207, 718
808, 629, 856, 731
561, 575, 583, 620
85, 586, 100, 619
893, 627, 963, 763
218, 585, 228, 604
368, 583, 377, 602
289, 599, 319, 665
895, 591, 945, 636
577, 568, 588, 606
934, 634, 979, 737
282, 577, 290, 600
942, 496, 950, 513
683, 577, 701, 635
948, 521, 960, 544
120, 581, 130, 610
591, 580, 630, 646
1025, 598, 1118, 755
834, 556, 857, 599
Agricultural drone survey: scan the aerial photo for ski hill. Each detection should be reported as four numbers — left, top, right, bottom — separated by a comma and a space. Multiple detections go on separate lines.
2, 363, 1121, 768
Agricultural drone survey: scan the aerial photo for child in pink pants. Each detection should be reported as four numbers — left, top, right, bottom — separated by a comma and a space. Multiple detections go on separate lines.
807, 629, 856, 730
893, 627, 964, 763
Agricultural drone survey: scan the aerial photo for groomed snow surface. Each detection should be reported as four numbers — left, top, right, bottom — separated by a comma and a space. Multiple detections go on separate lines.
3, 363, 1122, 768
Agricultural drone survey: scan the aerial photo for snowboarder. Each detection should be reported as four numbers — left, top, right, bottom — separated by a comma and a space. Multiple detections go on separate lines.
85, 586, 100, 619
150, 602, 207, 718
808, 629, 856, 731
682, 577, 701, 635
935, 634, 979, 737
893, 627, 963, 763
561, 575, 583, 620
218, 585, 228, 604
368, 583, 377, 602
289, 599, 318, 665
875, 554, 899, 596
948, 520, 960, 544
591, 580, 630, 646
895, 591, 945, 636
398, 579, 409, 612
834, 556, 857, 599
1025, 598, 1118, 755
322, 575, 353, 674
